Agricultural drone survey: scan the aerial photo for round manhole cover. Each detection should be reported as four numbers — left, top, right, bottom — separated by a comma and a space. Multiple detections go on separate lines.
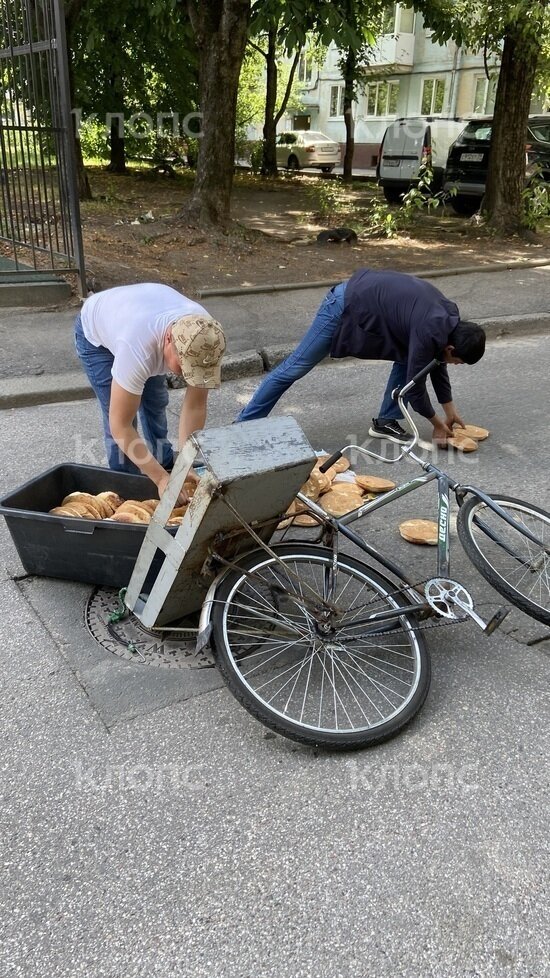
85, 588, 215, 669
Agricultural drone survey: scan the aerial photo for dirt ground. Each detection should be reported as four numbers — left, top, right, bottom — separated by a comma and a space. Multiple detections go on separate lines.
79, 166, 550, 298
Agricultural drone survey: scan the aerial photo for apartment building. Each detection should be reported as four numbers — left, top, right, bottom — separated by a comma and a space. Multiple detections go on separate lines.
278, 3, 543, 168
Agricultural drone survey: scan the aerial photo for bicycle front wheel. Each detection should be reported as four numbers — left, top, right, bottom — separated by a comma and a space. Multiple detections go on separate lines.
210, 544, 430, 750
457, 494, 550, 625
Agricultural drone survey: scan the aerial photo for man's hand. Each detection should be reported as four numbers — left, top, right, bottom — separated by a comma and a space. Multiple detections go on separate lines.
157, 471, 189, 506
442, 401, 466, 430
431, 416, 454, 446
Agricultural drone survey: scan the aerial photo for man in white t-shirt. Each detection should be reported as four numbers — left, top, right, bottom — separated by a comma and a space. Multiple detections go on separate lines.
75, 283, 226, 500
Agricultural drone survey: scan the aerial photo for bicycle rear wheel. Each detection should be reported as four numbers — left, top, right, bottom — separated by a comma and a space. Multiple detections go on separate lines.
210, 544, 430, 750
457, 494, 550, 625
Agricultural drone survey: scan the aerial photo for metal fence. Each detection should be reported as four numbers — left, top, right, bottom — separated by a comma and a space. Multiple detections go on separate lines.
0, 0, 86, 292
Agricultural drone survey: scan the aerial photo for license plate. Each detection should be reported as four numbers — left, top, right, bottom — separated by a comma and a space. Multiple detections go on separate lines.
384, 159, 400, 167
461, 152, 484, 162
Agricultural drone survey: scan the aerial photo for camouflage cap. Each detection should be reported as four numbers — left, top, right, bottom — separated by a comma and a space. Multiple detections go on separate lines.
171, 315, 226, 388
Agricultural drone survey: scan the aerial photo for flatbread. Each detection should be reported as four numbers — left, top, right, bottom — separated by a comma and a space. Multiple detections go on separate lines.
321, 490, 364, 517
300, 468, 331, 499
292, 513, 323, 527
459, 424, 490, 441
355, 475, 396, 493
316, 455, 350, 474
399, 519, 439, 545
327, 482, 364, 497
447, 433, 478, 453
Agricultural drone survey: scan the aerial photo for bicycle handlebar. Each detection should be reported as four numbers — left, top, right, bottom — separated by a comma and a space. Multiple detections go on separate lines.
319, 451, 343, 473
320, 357, 442, 469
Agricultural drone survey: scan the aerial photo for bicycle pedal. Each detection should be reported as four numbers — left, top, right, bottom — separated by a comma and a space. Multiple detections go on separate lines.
483, 606, 511, 635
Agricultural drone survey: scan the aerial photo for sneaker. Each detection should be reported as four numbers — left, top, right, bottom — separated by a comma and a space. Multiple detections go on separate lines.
368, 418, 412, 445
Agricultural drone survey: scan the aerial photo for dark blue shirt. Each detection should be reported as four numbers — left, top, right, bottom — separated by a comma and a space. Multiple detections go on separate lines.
330, 268, 460, 418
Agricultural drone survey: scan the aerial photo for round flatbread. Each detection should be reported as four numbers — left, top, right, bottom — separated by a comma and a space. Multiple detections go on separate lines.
355, 475, 396, 493
316, 455, 350, 474
399, 519, 438, 545
327, 482, 364, 497
458, 424, 490, 441
321, 490, 364, 517
286, 499, 308, 517
447, 433, 478, 453
292, 513, 322, 527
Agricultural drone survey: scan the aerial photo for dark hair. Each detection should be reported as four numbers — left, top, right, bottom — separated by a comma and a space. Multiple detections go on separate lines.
449, 321, 486, 364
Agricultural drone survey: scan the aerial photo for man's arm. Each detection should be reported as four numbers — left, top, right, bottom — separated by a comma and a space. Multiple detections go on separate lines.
109, 382, 186, 501
178, 386, 208, 449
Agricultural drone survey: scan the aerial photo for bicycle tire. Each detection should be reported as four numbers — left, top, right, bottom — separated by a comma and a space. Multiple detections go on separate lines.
210, 544, 430, 750
457, 493, 550, 626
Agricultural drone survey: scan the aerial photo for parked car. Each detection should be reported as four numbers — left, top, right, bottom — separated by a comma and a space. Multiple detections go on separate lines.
443, 115, 550, 215
275, 131, 341, 173
377, 117, 466, 203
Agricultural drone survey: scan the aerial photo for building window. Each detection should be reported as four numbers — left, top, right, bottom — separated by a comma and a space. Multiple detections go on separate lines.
366, 81, 399, 117
381, 4, 414, 33
473, 74, 498, 114
421, 78, 446, 115
297, 51, 313, 84
329, 85, 345, 117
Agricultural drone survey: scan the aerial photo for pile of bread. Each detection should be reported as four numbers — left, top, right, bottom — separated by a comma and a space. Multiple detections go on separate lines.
444, 423, 489, 453
280, 456, 396, 529
49, 481, 197, 527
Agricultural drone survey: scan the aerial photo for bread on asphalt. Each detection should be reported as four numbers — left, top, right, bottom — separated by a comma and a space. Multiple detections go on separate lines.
320, 490, 364, 517
355, 474, 396, 493
292, 512, 323, 527
459, 424, 490, 441
399, 519, 439, 545
316, 455, 350, 474
447, 433, 478, 453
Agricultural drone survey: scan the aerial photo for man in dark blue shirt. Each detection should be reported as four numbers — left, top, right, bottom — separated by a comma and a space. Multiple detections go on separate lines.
236, 268, 486, 445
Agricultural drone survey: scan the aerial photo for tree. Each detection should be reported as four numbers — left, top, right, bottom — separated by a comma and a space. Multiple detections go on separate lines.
417, 0, 550, 233
182, 0, 252, 227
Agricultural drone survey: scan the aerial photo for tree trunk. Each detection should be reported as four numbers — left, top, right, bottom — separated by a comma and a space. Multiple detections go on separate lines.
65, 3, 93, 200
342, 47, 356, 183
184, 0, 251, 227
261, 29, 278, 177
106, 72, 127, 174
484, 21, 541, 233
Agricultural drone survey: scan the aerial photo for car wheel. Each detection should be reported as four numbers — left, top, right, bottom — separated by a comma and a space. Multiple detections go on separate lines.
383, 186, 404, 205
287, 155, 300, 171
451, 195, 481, 217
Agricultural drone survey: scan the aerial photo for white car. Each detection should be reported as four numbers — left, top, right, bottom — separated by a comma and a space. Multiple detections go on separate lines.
276, 131, 341, 173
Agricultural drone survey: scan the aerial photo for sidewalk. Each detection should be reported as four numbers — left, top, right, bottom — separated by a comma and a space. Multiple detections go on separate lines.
1, 263, 549, 408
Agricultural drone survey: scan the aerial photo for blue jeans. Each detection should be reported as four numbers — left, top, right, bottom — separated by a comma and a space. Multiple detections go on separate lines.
74, 314, 174, 473
378, 362, 408, 421
236, 282, 347, 422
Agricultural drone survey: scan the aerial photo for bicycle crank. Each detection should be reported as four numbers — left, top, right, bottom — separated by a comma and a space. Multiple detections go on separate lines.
424, 578, 510, 634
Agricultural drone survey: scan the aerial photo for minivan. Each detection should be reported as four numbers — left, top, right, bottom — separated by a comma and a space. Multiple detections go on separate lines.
443, 115, 550, 215
377, 117, 467, 202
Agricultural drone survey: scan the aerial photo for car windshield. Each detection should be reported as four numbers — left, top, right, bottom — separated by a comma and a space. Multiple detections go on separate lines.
463, 122, 493, 141
528, 121, 550, 143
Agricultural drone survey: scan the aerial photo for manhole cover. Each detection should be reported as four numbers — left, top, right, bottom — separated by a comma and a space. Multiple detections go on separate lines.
85, 588, 215, 669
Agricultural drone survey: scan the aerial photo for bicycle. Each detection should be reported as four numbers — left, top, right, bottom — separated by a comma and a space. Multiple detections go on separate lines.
206, 359, 549, 750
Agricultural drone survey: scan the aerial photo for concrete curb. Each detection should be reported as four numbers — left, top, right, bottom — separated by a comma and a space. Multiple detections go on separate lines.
1, 312, 549, 410
0, 280, 72, 307
198, 257, 550, 299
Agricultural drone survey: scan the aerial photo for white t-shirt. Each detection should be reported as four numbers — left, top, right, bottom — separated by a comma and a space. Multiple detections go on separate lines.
81, 283, 209, 395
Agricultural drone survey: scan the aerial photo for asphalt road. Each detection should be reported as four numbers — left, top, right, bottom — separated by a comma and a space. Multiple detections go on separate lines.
0, 332, 549, 977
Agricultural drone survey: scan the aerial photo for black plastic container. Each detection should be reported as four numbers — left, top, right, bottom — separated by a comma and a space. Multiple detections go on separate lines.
0, 463, 169, 588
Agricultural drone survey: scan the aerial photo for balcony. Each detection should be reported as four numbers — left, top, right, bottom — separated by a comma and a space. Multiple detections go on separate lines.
364, 33, 415, 73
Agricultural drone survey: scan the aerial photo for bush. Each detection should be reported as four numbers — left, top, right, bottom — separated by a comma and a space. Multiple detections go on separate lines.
248, 140, 264, 175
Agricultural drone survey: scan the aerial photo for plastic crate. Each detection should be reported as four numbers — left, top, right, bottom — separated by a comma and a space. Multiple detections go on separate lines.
0, 463, 171, 588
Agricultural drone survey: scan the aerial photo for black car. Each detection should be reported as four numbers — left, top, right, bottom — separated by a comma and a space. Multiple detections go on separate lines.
443, 115, 550, 215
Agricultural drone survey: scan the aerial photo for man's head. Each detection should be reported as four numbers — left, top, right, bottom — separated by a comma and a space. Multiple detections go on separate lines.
164, 315, 226, 387
443, 321, 486, 365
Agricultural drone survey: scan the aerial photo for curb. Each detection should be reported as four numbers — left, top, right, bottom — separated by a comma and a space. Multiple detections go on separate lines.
198, 257, 550, 299
1, 313, 549, 410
